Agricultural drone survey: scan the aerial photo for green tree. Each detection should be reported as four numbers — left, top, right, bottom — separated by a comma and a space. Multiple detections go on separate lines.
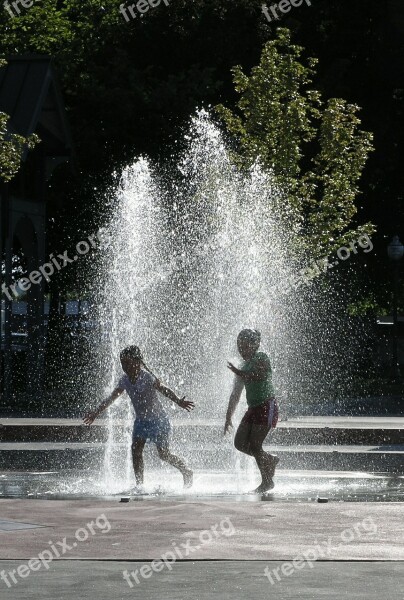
0, 59, 39, 183
0, 59, 39, 180
0, 56, 38, 182
0, 0, 266, 175
0, 112, 39, 182
216, 28, 375, 259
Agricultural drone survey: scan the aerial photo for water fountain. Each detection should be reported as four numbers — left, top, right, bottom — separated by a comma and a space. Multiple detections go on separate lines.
89, 110, 363, 496
2, 111, 386, 501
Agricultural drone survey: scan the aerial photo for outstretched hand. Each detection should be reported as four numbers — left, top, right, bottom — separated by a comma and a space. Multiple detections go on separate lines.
178, 397, 195, 412
227, 362, 242, 377
83, 412, 97, 426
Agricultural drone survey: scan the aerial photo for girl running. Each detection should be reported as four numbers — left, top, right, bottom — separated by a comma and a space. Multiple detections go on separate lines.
84, 345, 194, 489
224, 329, 279, 493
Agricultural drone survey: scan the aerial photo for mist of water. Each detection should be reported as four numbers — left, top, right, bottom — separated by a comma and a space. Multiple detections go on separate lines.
92, 110, 363, 493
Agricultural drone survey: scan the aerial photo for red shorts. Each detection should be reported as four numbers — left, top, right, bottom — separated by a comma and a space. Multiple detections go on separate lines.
241, 398, 279, 429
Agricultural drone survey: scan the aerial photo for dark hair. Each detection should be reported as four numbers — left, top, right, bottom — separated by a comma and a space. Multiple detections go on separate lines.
120, 345, 157, 379
237, 328, 261, 348
120, 345, 143, 362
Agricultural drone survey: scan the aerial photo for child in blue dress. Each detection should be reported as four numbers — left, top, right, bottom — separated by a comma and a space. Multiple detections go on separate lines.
84, 345, 194, 488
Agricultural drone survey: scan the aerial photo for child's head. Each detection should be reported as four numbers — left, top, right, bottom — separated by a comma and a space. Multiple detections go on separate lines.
120, 345, 143, 375
237, 329, 261, 360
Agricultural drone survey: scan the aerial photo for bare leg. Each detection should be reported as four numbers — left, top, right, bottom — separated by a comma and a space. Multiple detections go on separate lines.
132, 437, 146, 485
234, 421, 253, 455
249, 424, 274, 484
157, 446, 193, 488
234, 422, 276, 488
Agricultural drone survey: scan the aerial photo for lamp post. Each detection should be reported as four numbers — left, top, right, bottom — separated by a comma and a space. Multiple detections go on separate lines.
387, 236, 404, 380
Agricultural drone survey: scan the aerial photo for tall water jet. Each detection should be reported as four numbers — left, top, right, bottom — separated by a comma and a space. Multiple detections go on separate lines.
92, 110, 364, 493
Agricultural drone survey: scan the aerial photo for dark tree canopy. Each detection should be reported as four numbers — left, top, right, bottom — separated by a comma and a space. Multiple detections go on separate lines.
0, 0, 403, 312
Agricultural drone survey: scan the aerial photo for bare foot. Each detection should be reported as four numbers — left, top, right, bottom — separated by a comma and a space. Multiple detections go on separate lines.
251, 479, 275, 494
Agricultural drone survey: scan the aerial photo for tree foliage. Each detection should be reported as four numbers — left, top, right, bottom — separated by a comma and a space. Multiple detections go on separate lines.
0, 115, 39, 183
0, 1, 403, 311
0, 56, 39, 182
216, 29, 375, 258
0, 0, 267, 174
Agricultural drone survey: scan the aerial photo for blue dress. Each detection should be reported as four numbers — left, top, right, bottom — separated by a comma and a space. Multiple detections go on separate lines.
118, 370, 171, 447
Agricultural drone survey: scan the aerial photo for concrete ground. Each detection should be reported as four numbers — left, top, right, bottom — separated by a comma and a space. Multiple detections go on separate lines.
0, 500, 403, 560
0, 561, 403, 600
0, 496, 403, 598
0, 417, 403, 598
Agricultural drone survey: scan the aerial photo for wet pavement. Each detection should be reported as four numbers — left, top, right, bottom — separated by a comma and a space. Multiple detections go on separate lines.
1, 468, 402, 598
1, 418, 402, 598
0, 469, 403, 502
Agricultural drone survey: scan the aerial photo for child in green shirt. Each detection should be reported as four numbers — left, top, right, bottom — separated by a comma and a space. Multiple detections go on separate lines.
225, 329, 279, 493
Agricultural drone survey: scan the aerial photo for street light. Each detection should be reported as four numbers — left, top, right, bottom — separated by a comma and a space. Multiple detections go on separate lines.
387, 236, 404, 380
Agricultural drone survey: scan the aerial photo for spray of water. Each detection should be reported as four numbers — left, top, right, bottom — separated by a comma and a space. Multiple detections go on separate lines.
91, 110, 362, 494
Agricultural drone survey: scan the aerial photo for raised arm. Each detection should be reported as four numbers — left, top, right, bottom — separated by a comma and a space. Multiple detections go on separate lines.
83, 386, 124, 425
154, 380, 195, 412
224, 375, 244, 434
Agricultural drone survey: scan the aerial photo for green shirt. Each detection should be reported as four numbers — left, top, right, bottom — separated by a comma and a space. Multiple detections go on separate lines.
241, 351, 275, 408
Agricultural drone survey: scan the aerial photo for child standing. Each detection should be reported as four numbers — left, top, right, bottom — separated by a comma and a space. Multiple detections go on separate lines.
84, 345, 194, 488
